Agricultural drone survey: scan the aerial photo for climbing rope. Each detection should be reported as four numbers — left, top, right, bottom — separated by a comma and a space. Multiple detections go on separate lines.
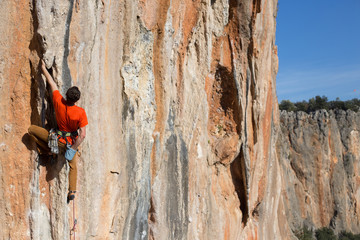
70, 199, 77, 239
41, 90, 46, 128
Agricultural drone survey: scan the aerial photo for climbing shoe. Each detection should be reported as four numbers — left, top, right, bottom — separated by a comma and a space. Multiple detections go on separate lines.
67, 191, 76, 204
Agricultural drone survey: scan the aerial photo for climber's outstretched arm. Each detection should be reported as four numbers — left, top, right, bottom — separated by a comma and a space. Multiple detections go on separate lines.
40, 59, 58, 93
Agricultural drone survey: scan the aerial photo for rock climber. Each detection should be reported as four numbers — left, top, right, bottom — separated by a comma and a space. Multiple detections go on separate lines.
28, 59, 88, 203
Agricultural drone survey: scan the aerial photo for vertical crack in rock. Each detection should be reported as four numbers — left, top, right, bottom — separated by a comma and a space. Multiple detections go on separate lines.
29, 62, 42, 126
29, 1, 58, 129
253, 0, 262, 14
230, 146, 249, 224
62, 0, 75, 91
247, 55, 258, 145
247, 0, 262, 145
29, 1, 46, 127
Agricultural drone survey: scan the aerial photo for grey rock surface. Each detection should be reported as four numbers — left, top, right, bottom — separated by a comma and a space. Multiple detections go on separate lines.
278, 110, 360, 234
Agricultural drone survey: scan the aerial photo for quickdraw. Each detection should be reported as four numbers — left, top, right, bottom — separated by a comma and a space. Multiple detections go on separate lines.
48, 129, 59, 154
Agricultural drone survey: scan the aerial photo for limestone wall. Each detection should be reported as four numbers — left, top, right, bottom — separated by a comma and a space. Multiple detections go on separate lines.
0, 0, 283, 239
279, 110, 360, 235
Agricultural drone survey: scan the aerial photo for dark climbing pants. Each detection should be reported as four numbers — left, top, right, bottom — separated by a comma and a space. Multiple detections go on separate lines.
28, 125, 78, 192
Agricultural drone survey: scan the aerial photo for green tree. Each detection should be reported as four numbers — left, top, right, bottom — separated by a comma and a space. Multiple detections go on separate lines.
315, 227, 336, 240
344, 99, 360, 112
295, 100, 309, 112
308, 97, 316, 112
279, 100, 296, 112
339, 231, 354, 240
339, 231, 360, 240
329, 97, 346, 111
295, 226, 314, 240
278, 96, 360, 113
314, 95, 329, 111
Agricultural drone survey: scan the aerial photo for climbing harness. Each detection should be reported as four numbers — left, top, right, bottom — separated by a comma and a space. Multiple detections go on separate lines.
48, 128, 78, 154
57, 129, 78, 147
70, 198, 77, 239
48, 128, 78, 164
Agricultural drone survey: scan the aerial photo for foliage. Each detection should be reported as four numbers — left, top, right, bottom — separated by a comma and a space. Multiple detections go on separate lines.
279, 96, 360, 113
294, 227, 360, 240
339, 231, 360, 240
295, 226, 314, 240
279, 100, 296, 112
294, 100, 309, 112
315, 227, 337, 240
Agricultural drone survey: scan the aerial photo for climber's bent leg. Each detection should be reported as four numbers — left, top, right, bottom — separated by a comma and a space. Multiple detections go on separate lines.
28, 125, 50, 153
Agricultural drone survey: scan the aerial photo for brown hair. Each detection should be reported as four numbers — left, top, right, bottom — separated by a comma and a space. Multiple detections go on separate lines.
66, 86, 81, 103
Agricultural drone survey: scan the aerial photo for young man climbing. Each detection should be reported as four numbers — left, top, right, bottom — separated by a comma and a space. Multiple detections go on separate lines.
28, 60, 88, 203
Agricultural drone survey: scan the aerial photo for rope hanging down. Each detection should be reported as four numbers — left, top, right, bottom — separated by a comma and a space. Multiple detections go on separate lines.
70, 199, 77, 239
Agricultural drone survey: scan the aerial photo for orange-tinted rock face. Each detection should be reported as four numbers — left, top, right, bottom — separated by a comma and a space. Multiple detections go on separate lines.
0, 1, 33, 239
0, 0, 287, 239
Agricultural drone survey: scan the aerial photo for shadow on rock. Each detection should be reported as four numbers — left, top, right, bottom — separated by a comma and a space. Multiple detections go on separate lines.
22, 133, 35, 151
45, 155, 66, 182
22, 133, 66, 182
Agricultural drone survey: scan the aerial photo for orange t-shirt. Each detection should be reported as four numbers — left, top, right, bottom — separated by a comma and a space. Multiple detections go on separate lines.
53, 90, 88, 144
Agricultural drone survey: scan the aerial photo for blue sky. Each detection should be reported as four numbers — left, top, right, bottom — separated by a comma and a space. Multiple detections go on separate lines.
276, 0, 360, 102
